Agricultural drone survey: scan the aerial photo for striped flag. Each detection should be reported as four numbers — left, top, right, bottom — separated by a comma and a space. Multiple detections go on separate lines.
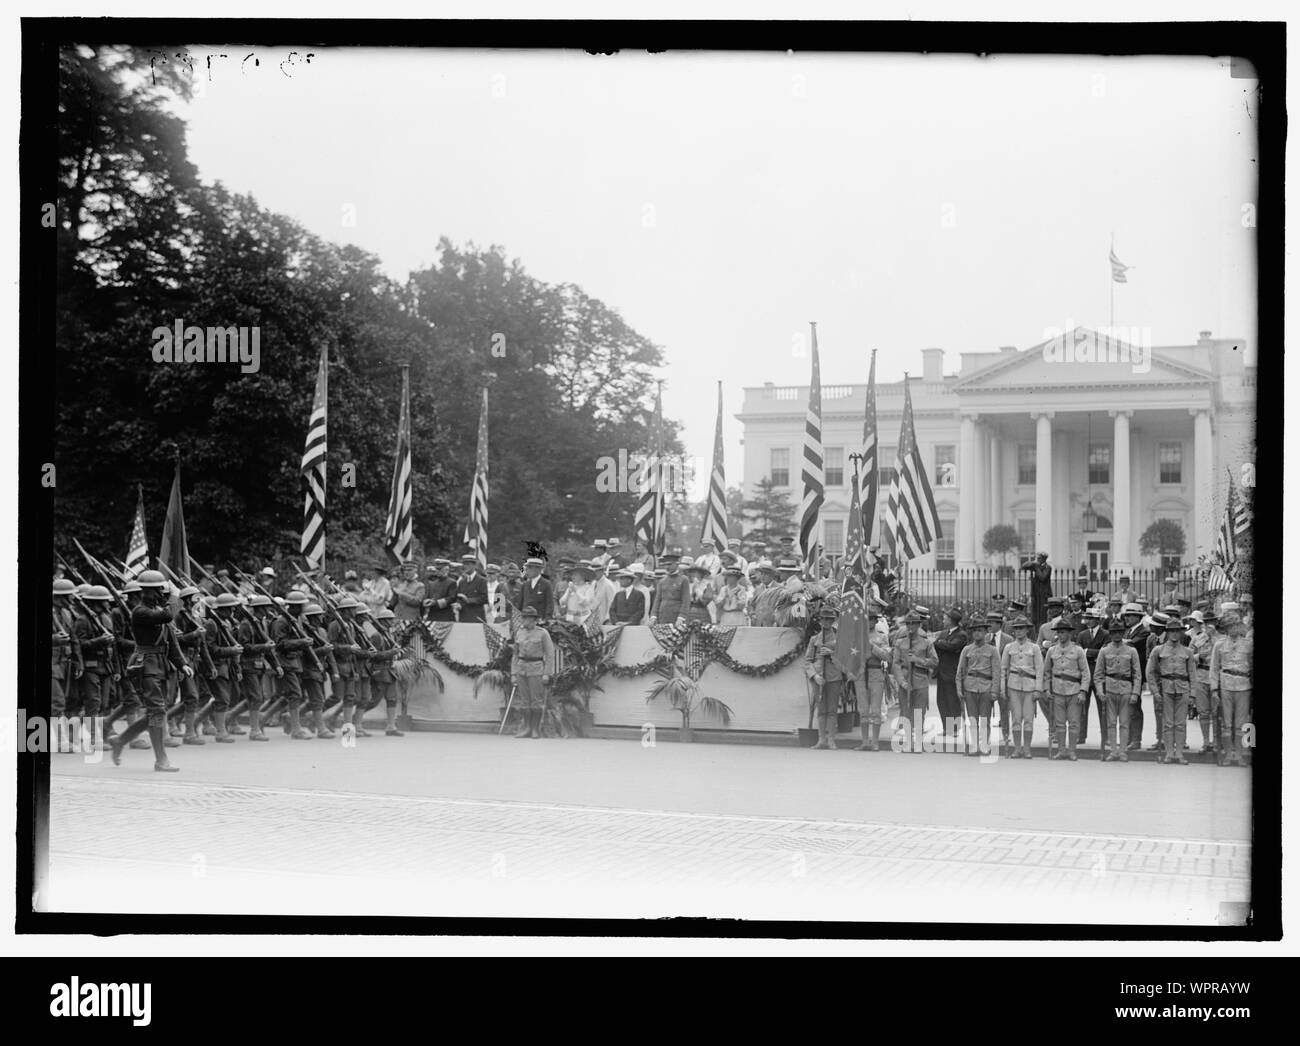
859, 348, 880, 548
158, 459, 190, 578
1213, 469, 1242, 579
798, 322, 825, 577
1109, 238, 1131, 284
124, 484, 148, 577
300, 347, 328, 569
843, 460, 868, 592
700, 381, 728, 550
463, 388, 489, 570
886, 376, 942, 562
383, 365, 413, 564
633, 385, 666, 558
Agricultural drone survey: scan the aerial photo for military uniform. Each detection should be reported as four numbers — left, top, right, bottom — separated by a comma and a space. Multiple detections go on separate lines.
1146, 621, 1196, 763
955, 622, 1000, 756
1038, 620, 1090, 759
1000, 622, 1043, 758
933, 615, 968, 747
71, 593, 115, 741
511, 610, 555, 738
50, 583, 81, 723
1210, 629, 1252, 766
1188, 622, 1219, 753
891, 614, 938, 750
171, 597, 210, 743
235, 600, 277, 742
804, 608, 847, 750
854, 617, 892, 751
204, 598, 244, 741
271, 594, 317, 739
1096, 632, 1141, 760
300, 604, 338, 738
366, 609, 405, 735
1121, 610, 1150, 749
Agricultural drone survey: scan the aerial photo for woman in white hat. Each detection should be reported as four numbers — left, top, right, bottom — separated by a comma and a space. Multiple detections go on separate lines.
712, 565, 751, 626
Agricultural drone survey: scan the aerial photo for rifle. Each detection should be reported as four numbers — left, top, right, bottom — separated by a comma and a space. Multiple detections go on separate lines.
189, 561, 276, 675
157, 562, 219, 679
229, 565, 323, 673
294, 565, 395, 650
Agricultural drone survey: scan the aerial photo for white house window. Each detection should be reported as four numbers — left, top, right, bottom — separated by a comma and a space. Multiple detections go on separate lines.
1017, 518, 1036, 556
770, 447, 790, 487
935, 517, 956, 568
1017, 444, 1036, 485
1158, 442, 1182, 484
934, 444, 957, 487
824, 447, 844, 487
822, 519, 844, 556
1088, 443, 1111, 485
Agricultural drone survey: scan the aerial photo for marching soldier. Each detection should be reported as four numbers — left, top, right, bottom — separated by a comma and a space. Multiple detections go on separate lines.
1038, 615, 1090, 761
51, 579, 81, 747
171, 587, 212, 745
204, 592, 245, 741
236, 594, 281, 742
1000, 614, 1042, 758
804, 604, 845, 750
366, 608, 406, 736
1209, 611, 1252, 767
1096, 619, 1141, 761
270, 591, 317, 739
955, 615, 1000, 756
109, 571, 194, 771
891, 609, 938, 752
71, 586, 115, 749
351, 600, 380, 735
854, 604, 891, 751
511, 606, 555, 738
331, 597, 370, 737
299, 601, 339, 738
106, 580, 148, 749
1146, 616, 1196, 764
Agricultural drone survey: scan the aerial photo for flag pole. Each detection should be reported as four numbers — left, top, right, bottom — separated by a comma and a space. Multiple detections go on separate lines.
1109, 232, 1115, 332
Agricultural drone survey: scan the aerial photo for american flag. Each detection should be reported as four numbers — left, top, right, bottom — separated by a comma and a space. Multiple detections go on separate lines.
1211, 468, 1250, 586
124, 484, 148, 577
463, 388, 489, 571
383, 365, 413, 564
633, 385, 666, 558
798, 322, 825, 577
886, 376, 942, 562
300, 347, 328, 569
859, 348, 879, 548
1109, 238, 1131, 284
834, 589, 868, 681
843, 458, 868, 592
700, 381, 728, 550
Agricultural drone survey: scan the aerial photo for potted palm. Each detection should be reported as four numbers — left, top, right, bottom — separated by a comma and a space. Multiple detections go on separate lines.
645, 654, 734, 742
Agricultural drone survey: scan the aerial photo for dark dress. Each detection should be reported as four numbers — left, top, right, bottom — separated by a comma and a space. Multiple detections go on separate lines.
1027, 563, 1053, 628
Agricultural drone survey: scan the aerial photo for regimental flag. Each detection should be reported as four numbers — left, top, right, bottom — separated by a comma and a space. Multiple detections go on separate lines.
886, 376, 942, 562
1213, 469, 1244, 580
843, 461, 868, 593
701, 381, 729, 550
834, 589, 868, 681
463, 388, 490, 571
300, 347, 328, 569
860, 348, 880, 549
798, 322, 825, 577
633, 385, 666, 557
383, 365, 413, 564
1109, 238, 1131, 284
158, 460, 190, 578
125, 484, 149, 578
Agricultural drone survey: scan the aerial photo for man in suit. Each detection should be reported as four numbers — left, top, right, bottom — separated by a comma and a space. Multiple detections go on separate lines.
1076, 607, 1109, 754
609, 570, 646, 624
517, 557, 554, 619
454, 554, 490, 623
424, 559, 458, 622
933, 607, 968, 753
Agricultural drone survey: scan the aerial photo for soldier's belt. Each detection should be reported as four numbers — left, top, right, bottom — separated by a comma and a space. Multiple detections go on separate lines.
1051, 672, 1081, 681
965, 670, 993, 679
1159, 673, 1189, 681
1105, 671, 1134, 680
1010, 668, 1037, 677
518, 656, 544, 662
135, 645, 166, 655
1222, 668, 1251, 677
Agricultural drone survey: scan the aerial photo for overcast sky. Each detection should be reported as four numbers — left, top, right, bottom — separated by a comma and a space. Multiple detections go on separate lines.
179, 47, 1258, 485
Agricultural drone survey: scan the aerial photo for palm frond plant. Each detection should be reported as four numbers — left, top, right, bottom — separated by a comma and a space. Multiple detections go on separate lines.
393, 655, 443, 693
472, 667, 509, 702
644, 653, 734, 742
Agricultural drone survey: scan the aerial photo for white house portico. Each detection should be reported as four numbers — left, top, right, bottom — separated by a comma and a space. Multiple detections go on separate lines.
736, 329, 1255, 574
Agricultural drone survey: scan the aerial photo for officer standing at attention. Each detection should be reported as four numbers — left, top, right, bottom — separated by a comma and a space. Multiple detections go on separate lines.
1209, 610, 1252, 767
1147, 616, 1196, 764
110, 571, 193, 771
1120, 602, 1151, 751
805, 604, 845, 750
891, 609, 938, 752
511, 606, 555, 738
1000, 615, 1043, 758
1076, 607, 1108, 754
1187, 610, 1219, 755
955, 615, 1000, 756
1096, 619, 1141, 761
1038, 615, 1090, 761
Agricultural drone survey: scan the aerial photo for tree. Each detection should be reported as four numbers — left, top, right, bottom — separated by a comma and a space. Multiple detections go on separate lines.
982, 524, 1021, 568
740, 478, 797, 545
1139, 518, 1186, 573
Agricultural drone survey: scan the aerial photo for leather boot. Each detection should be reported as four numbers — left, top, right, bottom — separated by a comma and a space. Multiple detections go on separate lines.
514, 707, 532, 738
312, 709, 335, 739
385, 705, 404, 737
226, 713, 246, 735
183, 709, 206, 745
528, 709, 542, 739
288, 704, 311, 740
249, 708, 269, 741
352, 705, 371, 738
129, 712, 152, 749
855, 717, 872, 751
213, 710, 236, 743
812, 714, 829, 749
1022, 723, 1033, 759
149, 725, 179, 772
869, 721, 881, 751
826, 714, 838, 750
162, 716, 182, 747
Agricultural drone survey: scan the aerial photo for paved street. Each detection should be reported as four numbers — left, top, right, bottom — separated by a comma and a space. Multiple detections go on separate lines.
45, 732, 1251, 925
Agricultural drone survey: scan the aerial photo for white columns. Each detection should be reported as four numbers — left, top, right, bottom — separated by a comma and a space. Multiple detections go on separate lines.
1193, 408, 1214, 560
1033, 411, 1054, 558
1111, 409, 1132, 574
958, 414, 978, 568
989, 431, 1003, 532
973, 423, 990, 563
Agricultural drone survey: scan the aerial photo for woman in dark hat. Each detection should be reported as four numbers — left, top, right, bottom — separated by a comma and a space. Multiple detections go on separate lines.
684, 560, 714, 624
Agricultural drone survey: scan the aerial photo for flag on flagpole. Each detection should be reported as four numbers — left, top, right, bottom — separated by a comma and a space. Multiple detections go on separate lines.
843, 458, 868, 592
798, 322, 825, 577
463, 387, 489, 570
300, 347, 328, 569
886, 376, 942, 562
700, 381, 728, 550
1213, 469, 1243, 580
158, 459, 190, 578
633, 385, 666, 558
383, 365, 413, 564
1109, 238, 1131, 284
124, 484, 149, 578
859, 348, 880, 549
834, 589, 868, 681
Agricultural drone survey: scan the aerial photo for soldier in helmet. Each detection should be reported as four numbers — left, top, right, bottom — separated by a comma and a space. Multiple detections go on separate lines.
1147, 616, 1196, 764
511, 606, 556, 738
366, 608, 406, 736
331, 597, 371, 737
1038, 615, 1090, 761
300, 602, 340, 739
891, 609, 938, 752
171, 586, 212, 745
50, 579, 82, 749
71, 586, 115, 750
853, 603, 892, 751
265, 590, 314, 739
104, 580, 149, 749
238, 594, 282, 741
204, 592, 245, 741
109, 570, 194, 771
